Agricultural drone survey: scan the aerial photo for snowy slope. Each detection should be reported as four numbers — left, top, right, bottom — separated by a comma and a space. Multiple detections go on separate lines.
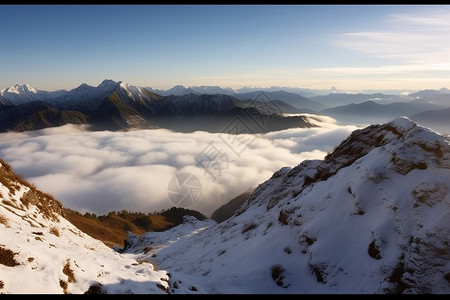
124, 117, 450, 294
112, 81, 162, 107
0, 159, 201, 294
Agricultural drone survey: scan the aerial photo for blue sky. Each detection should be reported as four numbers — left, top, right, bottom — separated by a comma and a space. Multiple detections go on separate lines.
1, 5, 450, 91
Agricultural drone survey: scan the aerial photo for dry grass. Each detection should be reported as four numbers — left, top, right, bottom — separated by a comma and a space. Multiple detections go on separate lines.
419, 142, 444, 159
0, 214, 8, 226
63, 207, 206, 249
241, 222, 257, 234
49, 226, 60, 237
63, 260, 76, 283
60, 259, 76, 294
0, 158, 25, 195
147, 214, 172, 231
412, 184, 446, 208
278, 210, 289, 225
0, 158, 63, 221
59, 279, 68, 294
2, 200, 17, 209
62, 209, 146, 248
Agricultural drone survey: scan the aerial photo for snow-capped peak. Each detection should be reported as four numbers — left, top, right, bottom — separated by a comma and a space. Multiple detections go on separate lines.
8, 84, 38, 95
389, 116, 415, 131
1, 84, 37, 95
0, 84, 41, 105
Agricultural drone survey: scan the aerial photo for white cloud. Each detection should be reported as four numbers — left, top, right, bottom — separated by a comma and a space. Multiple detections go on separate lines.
0, 120, 360, 217
333, 9, 450, 65
324, 9, 450, 83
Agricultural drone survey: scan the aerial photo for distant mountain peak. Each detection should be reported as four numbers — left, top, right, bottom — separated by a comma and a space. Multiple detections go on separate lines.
98, 79, 119, 89
77, 83, 93, 89
2, 83, 38, 95
438, 87, 450, 94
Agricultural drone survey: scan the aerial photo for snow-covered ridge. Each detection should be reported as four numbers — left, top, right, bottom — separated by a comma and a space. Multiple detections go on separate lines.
0, 158, 200, 294
3, 84, 37, 95
0, 84, 66, 106
0, 80, 163, 113
124, 117, 450, 294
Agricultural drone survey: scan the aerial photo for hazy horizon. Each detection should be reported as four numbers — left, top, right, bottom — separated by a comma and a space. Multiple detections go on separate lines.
0, 78, 439, 93
0, 78, 433, 94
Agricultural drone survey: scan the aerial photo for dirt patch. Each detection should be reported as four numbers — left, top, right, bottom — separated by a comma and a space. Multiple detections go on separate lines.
63, 259, 76, 283
271, 264, 286, 287
445, 272, 450, 283
0, 246, 20, 267
368, 240, 382, 259
386, 261, 408, 294
84, 283, 104, 294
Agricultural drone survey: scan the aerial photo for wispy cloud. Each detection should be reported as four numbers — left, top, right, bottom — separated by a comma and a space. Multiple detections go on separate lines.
333, 10, 450, 64
0, 119, 359, 217
314, 63, 450, 75
327, 9, 450, 81
391, 10, 450, 29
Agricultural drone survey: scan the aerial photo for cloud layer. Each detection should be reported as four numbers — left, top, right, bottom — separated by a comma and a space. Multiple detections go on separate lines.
0, 118, 359, 217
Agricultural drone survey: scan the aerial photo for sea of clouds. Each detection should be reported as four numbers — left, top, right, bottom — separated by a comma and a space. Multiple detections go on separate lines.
0, 115, 360, 217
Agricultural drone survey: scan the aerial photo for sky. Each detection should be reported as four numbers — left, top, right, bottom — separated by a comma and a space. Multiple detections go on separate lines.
1, 4, 450, 92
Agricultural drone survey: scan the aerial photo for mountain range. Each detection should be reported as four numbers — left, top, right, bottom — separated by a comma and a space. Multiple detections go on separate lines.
322, 100, 447, 126
0, 80, 316, 133
1, 80, 449, 134
1, 117, 449, 294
